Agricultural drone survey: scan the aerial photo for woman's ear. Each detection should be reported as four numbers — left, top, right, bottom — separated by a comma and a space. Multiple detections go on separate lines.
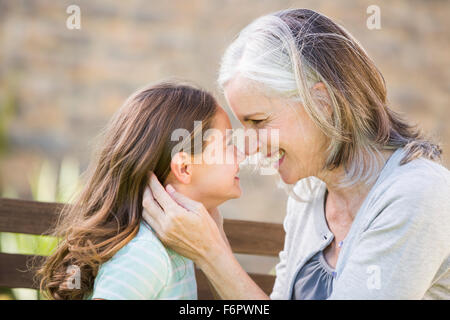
169, 152, 193, 184
311, 82, 333, 118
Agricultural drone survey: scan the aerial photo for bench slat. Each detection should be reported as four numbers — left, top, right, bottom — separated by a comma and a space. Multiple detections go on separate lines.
0, 198, 63, 235
0, 252, 40, 289
224, 219, 284, 257
0, 253, 275, 299
0, 198, 285, 256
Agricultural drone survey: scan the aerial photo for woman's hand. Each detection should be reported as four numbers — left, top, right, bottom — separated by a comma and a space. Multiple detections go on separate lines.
142, 172, 269, 299
141, 172, 231, 265
209, 207, 232, 249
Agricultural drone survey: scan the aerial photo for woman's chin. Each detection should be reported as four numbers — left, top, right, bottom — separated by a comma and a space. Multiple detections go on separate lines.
279, 167, 299, 185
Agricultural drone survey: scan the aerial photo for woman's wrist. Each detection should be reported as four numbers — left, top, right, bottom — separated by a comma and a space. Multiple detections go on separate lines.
196, 237, 233, 270
196, 240, 269, 300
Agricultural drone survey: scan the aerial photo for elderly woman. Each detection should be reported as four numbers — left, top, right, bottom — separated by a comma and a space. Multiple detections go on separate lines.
142, 9, 450, 299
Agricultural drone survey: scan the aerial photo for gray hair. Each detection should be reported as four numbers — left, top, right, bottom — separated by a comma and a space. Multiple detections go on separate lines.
218, 8, 441, 192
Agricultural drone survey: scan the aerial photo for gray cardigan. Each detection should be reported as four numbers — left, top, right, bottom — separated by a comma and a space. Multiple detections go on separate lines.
270, 148, 450, 299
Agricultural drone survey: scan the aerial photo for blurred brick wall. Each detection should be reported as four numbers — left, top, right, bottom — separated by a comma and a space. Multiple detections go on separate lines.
0, 0, 449, 226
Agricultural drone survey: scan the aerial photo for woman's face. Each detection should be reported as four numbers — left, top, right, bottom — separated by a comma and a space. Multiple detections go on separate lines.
166, 106, 246, 210
223, 77, 328, 184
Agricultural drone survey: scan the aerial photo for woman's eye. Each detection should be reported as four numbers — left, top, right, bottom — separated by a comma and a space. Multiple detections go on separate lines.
250, 119, 264, 126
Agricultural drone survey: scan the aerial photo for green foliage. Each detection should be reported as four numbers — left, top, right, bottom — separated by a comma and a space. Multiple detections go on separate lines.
0, 79, 83, 300
1, 157, 81, 299
0, 85, 16, 157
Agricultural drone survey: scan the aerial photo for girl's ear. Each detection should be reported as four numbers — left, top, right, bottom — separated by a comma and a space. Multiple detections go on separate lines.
169, 152, 193, 184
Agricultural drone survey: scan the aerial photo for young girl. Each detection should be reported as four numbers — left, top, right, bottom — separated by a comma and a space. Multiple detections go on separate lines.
37, 81, 245, 299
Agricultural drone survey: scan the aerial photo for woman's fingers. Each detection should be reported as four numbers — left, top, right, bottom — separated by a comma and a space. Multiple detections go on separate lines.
165, 184, 202, 213
140, 174, 228, 265
142, 185, 164, 220
149, 172, 177, 212
142, 207, 164, 238
142, 184, 170, 242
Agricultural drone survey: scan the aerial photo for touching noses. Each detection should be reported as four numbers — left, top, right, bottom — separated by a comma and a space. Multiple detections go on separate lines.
236, 147, 246, 164
240, 129, 261, 156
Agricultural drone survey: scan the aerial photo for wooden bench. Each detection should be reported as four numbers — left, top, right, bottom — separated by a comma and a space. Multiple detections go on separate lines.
0, 197, 285, 299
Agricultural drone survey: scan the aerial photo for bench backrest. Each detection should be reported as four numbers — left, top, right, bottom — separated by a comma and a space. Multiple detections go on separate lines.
0, 197, 284, 299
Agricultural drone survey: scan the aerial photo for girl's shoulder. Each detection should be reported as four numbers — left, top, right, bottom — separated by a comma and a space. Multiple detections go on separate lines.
111, 221, 170, 265
133, 221, 166, 247
88, 222, 172, 300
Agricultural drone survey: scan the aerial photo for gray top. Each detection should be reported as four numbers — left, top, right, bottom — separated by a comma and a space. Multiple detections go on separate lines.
270, 148, 450, 299
291, 250, 334, 300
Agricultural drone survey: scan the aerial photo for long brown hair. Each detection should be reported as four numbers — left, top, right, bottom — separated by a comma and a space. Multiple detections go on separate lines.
36, 81, 218, 299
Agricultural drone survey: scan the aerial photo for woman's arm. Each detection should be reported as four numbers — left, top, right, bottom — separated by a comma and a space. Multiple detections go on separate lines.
198, 240, 269, 300
142, 172, 269, 300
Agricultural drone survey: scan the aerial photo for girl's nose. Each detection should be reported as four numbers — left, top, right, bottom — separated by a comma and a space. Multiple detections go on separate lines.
236, 147, 247, 164
244, 136, 260, 156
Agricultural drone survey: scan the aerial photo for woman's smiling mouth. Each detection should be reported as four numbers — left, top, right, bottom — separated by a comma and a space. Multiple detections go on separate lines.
263, 149, 285, 169
274, 150, 286, 169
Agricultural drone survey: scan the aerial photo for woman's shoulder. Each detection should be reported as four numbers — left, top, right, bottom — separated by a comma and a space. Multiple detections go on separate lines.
378, 155, 450, 203
367, 155, 450, 231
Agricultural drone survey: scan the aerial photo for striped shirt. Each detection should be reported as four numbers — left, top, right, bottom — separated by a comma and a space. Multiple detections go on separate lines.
85, 221, 197, 300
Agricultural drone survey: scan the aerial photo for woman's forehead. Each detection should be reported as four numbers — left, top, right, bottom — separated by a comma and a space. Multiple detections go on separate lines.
224, 78, 276, 118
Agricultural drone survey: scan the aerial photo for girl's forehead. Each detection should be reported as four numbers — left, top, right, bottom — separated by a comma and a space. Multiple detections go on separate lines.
202, 108, 232, 146
212, 106, 232, 130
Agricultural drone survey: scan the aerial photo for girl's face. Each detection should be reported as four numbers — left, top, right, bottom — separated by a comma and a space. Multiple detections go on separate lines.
223, 76, 329, 184
166, 106, 246, 211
